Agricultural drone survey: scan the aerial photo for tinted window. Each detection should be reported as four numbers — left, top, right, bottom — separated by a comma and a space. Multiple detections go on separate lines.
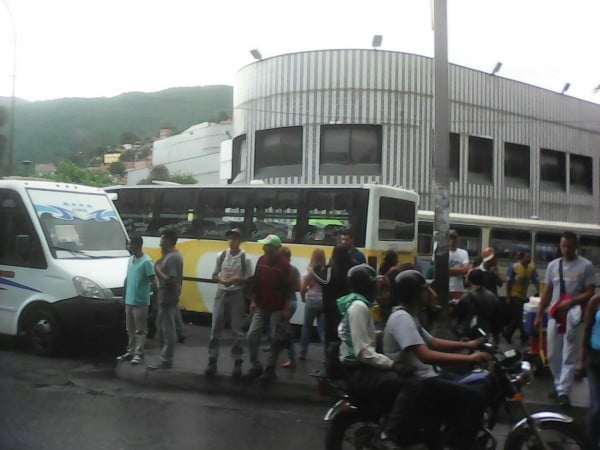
534, 232, 561, 264
379, 197, 415, 241
505, 142, 530, 187
254, 127, 302, 178
489, 229, 532, 261
451, 225, 481, 258
231, 134, 247, 181
468, 136, 493, 184
540, 148, 566, 191
449, 133, 460, 180
113, 188, 157, 235
0, 189, 46, 268
570, 154, 593, 194
251, 190, 300, 243
320, 125, 382, 176
418, 221, 434, 255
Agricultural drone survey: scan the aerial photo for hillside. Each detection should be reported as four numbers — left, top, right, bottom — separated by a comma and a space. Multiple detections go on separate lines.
5, 85, 233, 164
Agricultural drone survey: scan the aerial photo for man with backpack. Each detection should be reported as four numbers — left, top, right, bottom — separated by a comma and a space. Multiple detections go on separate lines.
205, 228, 253, 379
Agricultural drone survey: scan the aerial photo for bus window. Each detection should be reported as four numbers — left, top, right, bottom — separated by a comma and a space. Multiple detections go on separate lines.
579, 235, 600, 266
201, 189, 248, 240
115, 188, 156, 235
417, 221, 434, 255
451, 225, 481, 259
251, 190, 300, 243
379, 197, 415, 241
534, 232, 561, 264
489, 229, 532, 261
156, 189, 200, 237
302, 190, 366, 246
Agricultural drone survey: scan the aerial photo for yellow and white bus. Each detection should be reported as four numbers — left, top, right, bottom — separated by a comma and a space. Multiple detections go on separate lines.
106, 184, 419, 317
416, 210, 600, 296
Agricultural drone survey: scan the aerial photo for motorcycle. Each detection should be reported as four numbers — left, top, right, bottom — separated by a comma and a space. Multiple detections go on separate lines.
317, 332, 589, 450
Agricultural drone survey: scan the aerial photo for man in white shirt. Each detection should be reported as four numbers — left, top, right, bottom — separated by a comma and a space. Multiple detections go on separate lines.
448, 229, 470, 300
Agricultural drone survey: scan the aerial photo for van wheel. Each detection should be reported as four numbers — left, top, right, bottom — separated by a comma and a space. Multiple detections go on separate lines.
25, 306, 62, 356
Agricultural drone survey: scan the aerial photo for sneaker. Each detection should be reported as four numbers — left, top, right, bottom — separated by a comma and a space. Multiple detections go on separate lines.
241, 366, 263, 381
281, 360, 295, 369
298, 354, 306, 361
147, 361, 173, 370
131, 355, 143, 365
259, 366, 277, 383
232, 361, 243, 379
558, 394, 571, 409
204, 359, 217, 377
116, 352, 133, 362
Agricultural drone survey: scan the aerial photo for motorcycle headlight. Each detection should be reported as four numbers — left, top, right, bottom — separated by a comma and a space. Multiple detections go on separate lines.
73, 276, 112, 299
519, 361, 534, 385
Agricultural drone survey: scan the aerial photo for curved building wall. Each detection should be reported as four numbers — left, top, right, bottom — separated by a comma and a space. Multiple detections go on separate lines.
233, 49, 600, 222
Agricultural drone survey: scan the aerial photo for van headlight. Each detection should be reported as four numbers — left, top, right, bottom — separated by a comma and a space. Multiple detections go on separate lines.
73, 276, 112, 299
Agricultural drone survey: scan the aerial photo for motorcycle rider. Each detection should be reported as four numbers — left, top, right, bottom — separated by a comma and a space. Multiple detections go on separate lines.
383, 270, 490, 450
337, 264, 420, 448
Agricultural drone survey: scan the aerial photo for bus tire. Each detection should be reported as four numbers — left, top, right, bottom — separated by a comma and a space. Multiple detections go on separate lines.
24, 305, 63, 356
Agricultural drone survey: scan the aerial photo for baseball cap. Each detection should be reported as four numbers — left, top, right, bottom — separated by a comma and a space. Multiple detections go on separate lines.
225, 227, 243, 238
258, 234, 282, 247
482, 247, 495, 262
448, 229, 458, 238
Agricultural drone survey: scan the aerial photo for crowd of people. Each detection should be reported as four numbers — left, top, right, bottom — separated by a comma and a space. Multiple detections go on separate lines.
116, 226, 599, 449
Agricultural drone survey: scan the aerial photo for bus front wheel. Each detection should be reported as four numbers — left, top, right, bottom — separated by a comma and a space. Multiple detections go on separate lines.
25, 306, 62, 356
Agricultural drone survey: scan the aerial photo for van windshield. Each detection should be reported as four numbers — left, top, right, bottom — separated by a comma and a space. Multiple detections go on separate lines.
28, 188, 129, 259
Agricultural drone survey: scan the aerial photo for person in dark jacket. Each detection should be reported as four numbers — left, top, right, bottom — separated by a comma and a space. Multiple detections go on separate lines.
314, 244, 354, 347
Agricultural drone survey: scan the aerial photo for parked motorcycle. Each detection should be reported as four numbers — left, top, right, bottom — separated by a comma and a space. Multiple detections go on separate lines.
318, 333, 589, 450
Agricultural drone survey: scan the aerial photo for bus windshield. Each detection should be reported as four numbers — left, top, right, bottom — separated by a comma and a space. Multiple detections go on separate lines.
28, 188, 129, 259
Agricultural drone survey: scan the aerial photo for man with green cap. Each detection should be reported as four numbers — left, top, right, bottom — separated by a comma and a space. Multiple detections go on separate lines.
243, 234, 292, 382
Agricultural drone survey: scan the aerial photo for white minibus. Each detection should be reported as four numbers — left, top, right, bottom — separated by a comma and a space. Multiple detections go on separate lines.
0, 179, 129, 354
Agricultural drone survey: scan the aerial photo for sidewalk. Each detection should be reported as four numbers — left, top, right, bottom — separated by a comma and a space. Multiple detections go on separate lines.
115, 322, 589, 418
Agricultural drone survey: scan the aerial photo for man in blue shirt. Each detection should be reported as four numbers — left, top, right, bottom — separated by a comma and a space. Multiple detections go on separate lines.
340, 229, 366, 265
117, 235, 157, 365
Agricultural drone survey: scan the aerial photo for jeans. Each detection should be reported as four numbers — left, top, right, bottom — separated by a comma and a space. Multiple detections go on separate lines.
547, 310, 584, 396
125, 304, 148, 356
300, 297, 325, 358
174, 307, 185, 338
587, 357, 600, 448
344, 365, 421, 446
156, 303, 177, 364
208, 289, 245, 362
247, 308, 284, 369
416, 376, 485, 450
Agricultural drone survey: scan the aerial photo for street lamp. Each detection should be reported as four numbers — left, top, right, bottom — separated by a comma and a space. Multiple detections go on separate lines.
3, 0, 17, 176
561, 83, 570, 95
491, 62, 502, 76
250, 49, 262, 61
372, 34, 383, 49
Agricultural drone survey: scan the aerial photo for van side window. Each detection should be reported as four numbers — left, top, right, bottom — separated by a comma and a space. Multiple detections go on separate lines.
0, 189, 46, 269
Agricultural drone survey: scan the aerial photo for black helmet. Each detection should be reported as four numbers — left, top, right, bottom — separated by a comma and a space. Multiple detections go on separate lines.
392, 270, 427, 303
347, 264, 378, 296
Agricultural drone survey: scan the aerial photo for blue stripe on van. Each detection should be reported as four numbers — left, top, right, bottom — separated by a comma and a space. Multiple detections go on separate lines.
0, 277, 42, 293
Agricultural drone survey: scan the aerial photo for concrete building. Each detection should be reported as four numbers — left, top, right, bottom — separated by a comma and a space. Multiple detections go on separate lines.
151, 122, 232, 184
231, 49, 600, 223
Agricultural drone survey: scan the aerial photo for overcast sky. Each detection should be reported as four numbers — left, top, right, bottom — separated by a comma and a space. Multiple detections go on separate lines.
1, 0, 599, 104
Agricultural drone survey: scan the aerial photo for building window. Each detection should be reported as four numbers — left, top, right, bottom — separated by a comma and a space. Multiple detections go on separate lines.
504, 142, 530, 187
540, 148, 566, 191
468, 136, 493, 184
254, 127, 303, 179
570, 153, 593, 194
231, 134, 247, 182
320, 124, 382, 176
449, 132, 460, 181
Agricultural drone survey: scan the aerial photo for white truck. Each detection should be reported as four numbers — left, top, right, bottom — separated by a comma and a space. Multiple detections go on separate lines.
0, 179, 129, 355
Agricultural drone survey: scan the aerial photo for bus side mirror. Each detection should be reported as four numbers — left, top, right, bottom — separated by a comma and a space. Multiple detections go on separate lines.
107, 192, 118, 201
15, 234, 32, 259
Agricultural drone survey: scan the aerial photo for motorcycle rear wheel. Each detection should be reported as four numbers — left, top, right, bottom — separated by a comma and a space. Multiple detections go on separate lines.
504, 420, 589, 450
326, 411, 379, 450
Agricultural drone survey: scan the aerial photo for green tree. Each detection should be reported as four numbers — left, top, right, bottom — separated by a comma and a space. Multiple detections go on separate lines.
46, 160, 115, 187
170, 173, 197, 184
120, 149, 136, 162
121, 131, 139, 145
109, 161, 126, 176
150, 164, 170, 181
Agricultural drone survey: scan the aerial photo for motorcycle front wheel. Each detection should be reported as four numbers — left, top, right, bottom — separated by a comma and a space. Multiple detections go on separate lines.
504, 420, 590, 450
326, 410, 380, 450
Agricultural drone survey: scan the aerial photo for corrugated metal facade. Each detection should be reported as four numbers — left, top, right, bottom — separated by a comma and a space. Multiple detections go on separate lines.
233, 49, 600, 222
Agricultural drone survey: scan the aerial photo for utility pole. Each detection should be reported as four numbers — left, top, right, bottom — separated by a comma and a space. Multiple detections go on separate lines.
433, 0, 450, 308
3, 0, 17, 176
